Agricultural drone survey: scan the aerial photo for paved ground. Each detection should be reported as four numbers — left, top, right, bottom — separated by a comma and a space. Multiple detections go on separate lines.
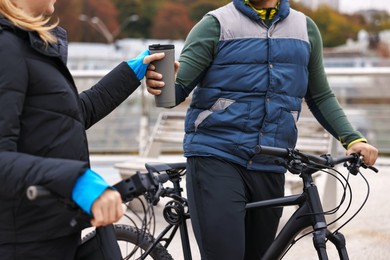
97, 156, 390, 259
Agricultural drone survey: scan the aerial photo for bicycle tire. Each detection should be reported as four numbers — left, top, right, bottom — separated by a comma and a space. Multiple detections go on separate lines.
81, 224, 173, 260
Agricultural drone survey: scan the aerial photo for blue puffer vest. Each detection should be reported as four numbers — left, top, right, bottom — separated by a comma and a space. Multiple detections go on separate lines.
183, 0, 310, 173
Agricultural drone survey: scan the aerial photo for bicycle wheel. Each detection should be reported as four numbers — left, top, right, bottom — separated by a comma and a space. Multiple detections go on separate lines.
81, 224, 173, 260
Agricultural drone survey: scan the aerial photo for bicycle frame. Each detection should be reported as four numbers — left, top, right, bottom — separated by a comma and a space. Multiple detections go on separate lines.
141, 170, 194, 260
247, 166, 349, 260
140, 164, 347, 260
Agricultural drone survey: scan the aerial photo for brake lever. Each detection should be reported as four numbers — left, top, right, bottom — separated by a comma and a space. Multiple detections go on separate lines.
152, 184, 165, 205
344, 154, 361, 175
362, 163, 379, 173
356, 153, 379, 173
344, 154, 379, 175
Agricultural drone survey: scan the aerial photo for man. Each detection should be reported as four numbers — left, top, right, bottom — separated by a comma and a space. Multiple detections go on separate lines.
146, 0, 378, 259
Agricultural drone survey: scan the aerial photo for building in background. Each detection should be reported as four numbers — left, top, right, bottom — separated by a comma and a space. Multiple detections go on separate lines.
297, 0, 340, 11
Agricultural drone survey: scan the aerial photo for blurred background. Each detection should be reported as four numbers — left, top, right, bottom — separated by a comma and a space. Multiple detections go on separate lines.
53, 0, 390, 158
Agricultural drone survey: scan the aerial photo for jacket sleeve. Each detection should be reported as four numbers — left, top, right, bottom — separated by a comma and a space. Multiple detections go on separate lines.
305, 17, 366, 148
0, 32, 88, 199
175, 15, 220, 104
79, 62, 141, 129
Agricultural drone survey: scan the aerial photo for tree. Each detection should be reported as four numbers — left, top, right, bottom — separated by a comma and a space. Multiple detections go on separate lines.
290, 1, 314, 17
111, 0, 146, 39
54, 0, 119, 42
150, 2, 194, 40
53, 0, 389, 47
312, 5, 361, 47
189, 0, 230, 22
53, 0, 82, 42
290, 2, 368, 48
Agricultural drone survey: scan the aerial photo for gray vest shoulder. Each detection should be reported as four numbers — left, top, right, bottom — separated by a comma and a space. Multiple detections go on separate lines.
208, 4, 309, 43
208, 3, 264, 40
273, 9, 309, 43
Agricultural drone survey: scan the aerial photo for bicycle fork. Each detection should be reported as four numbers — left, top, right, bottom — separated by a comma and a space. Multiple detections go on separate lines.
312, 222, 349, 260
305, 176, 349, 260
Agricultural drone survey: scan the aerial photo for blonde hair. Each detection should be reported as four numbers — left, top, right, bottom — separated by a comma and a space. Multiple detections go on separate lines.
0, 0, 57, 44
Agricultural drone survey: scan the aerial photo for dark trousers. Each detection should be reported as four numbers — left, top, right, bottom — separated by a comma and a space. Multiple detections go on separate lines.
186, 156, 285, 260
0, 232, 80, 260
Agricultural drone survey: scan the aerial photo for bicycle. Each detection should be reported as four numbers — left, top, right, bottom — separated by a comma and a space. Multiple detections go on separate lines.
27, 145, 378, 260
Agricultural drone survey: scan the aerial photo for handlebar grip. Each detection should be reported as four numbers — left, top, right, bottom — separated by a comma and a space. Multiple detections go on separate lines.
26, 186, 51, 200
257, 145, 290, 157
113, 171, 167, 202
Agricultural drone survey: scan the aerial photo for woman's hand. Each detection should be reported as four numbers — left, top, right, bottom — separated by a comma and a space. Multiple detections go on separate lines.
90, 189, 124, 227
143, 52, 166, 65
127, 51, 166, 80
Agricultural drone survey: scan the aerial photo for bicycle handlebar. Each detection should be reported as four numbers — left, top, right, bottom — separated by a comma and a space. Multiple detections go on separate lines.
113, 171, 169, 202
258, 145, 378, 174
27, 146, 377, 201
27, 171, 169, 202
258, 145, 350, 164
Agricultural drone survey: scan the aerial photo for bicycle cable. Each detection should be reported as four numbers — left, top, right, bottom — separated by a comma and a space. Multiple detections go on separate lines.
332, 168, 370, 234
322, 167, 353, 225
122, 196, 155, 259
292, 165, 351, 222
280, 162, 369, 258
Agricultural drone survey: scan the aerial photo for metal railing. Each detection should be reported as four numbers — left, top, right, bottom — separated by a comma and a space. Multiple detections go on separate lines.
72, 67, 390, 155
325, 67, 390, 76
72, 67, 390, 77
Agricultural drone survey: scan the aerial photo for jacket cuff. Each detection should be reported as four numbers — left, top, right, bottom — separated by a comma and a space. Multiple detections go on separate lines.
71, 169, 110, 215
347, 138, 368, 150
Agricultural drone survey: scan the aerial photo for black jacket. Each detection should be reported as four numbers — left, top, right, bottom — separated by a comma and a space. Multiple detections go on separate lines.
0, 16, 140, 243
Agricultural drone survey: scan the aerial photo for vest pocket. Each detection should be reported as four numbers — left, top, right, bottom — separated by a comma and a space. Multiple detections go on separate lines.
275, 109, 299, 148
194, 98, 235, 131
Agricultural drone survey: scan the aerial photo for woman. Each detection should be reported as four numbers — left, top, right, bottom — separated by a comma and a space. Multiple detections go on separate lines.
0, 0, 164, 259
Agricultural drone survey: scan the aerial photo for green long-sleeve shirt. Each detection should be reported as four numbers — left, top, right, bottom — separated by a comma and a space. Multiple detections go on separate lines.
175, 14, 366, 149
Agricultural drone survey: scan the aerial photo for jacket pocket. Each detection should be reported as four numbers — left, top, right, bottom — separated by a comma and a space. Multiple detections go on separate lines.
194, 98, 235, 131
275, 110, 299, 148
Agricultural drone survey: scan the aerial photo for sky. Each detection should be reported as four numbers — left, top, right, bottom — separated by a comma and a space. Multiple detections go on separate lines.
339, 0, 390, 14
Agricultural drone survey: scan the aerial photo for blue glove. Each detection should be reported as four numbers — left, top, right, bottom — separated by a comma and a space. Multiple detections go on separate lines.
72, 169, 110, 215
127, 50, 151, 80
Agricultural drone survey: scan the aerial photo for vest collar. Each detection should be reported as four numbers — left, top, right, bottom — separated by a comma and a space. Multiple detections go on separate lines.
233, 0, 290, 23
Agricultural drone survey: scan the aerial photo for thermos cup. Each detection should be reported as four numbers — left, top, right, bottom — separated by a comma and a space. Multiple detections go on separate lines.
148, 44, 176, 108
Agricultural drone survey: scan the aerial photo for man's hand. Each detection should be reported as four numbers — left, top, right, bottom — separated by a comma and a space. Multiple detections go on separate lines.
347, 142, 379, 166
145, 61, 180, 95
90, 189, 123, 227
